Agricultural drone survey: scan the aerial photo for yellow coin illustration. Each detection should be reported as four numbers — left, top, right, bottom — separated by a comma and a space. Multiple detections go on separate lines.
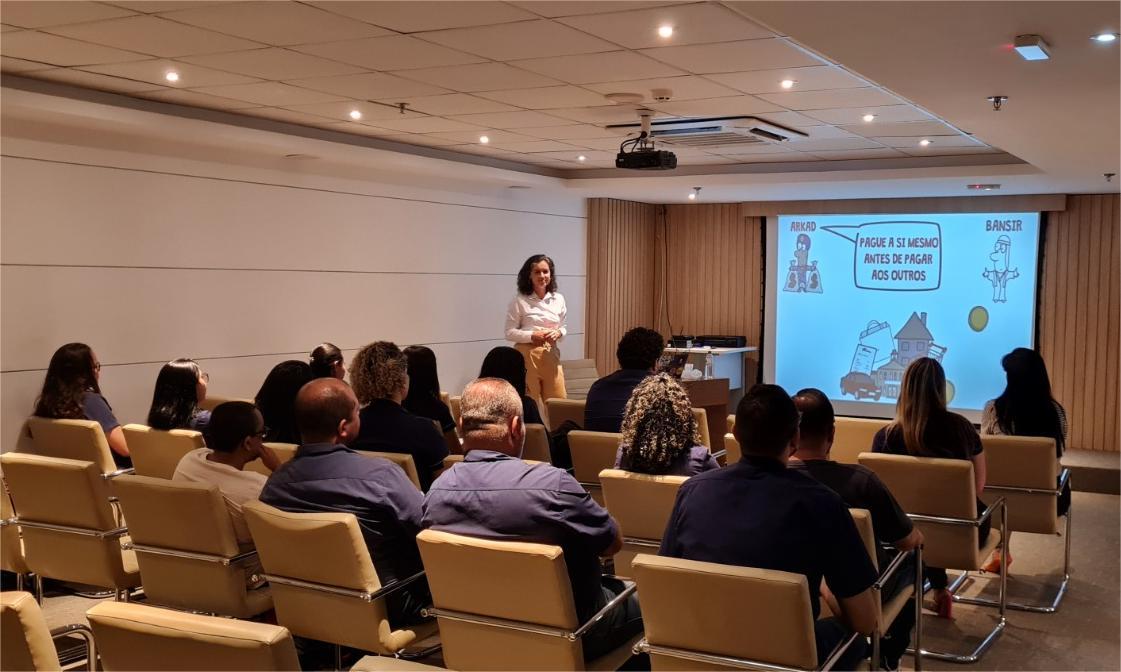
968, 305, 989, 332
945, 380, 956, 404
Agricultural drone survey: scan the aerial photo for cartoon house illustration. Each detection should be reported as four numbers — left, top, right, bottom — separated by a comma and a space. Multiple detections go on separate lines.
894, 311, 933, 366
872, 352, 906, 398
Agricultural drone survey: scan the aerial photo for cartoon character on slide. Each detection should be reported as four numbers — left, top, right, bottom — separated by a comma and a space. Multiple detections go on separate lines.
785, 233, 822, 293
982, 234, 1018, 303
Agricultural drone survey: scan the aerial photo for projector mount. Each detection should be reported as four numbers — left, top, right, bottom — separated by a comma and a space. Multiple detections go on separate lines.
619, 111, 657, 154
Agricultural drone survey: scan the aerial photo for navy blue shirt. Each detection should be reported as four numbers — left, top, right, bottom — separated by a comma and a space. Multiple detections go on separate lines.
584, 369, 649, 433
660, 456, 877, 619
422, 450, 618, 621
80, 391, 130, 469
353, 399, 449, 491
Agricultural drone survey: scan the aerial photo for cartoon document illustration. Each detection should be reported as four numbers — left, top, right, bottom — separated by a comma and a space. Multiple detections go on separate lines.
784, 233, 823, 294
982, 234, 1019, 303
842, 320, 893, 401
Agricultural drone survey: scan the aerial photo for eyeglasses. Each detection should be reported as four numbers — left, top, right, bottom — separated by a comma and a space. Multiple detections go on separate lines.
93, 362, 102, 372
255, 426, 269, 439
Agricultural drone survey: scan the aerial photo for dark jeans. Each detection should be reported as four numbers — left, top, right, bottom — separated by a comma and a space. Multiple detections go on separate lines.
581, 577, 644, 662
878, 551, 917, 668
927, 498, 991, 590
815, 617, 868, 671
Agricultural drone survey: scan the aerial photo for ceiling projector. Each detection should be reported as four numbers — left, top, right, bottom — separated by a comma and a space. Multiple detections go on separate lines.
616, 110, 677, 171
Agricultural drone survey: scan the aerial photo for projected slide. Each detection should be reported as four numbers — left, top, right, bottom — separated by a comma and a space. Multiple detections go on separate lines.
770, 212, 1041, 419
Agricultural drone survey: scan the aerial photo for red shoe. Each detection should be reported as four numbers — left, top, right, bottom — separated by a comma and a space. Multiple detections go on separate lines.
924, 590, 954, 619
982, 549, 1013, 574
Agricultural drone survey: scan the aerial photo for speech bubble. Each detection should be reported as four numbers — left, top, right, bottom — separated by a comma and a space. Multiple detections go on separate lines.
823, 221, 942, 291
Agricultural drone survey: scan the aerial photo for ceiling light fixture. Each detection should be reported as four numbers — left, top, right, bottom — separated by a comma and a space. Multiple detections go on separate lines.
987, 95, 1008, 111
919, 139, 932, 146
479, 135, 489, 144
1092, 32, 1118, 43
577, 155, 587, 162
657, 25, 674, 38
349, 109, 362, 120
862, 113, 876, 122
1013, 34, 1051, 60
688, 186, 701, 201
164, 71, 179, 83
968, 183, 1001, 191
780, 79, 796, 89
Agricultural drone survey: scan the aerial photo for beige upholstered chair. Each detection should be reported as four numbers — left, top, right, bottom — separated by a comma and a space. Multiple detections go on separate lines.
244, 443, 298, 477
353, 655, 447, 671
0, 453, 141, 602
599, 469, 687, 577
242, 501, 435, 661
23, 417, 127, 477
449, 395, 462, 427
112, 475, 272, 618
726, 414, 736, 434
559, 358, 599, 400
198, 395, 253, 412
859, 452, 1008, 664
439, 392, 451, 409
417, 529, 639, 671
87, 601, 299, 671
723, 433, 741, 463
832, 417, 889, 464
1, 591, 94, 672
361, 451, 423, 491
1, 487, 31, 592
545, 398, 586, 431
569, 431, 622, 504
121, 424, 205, 480
523, 423, 552, 463
631, 554, 862, 671
691, 408, 711, 448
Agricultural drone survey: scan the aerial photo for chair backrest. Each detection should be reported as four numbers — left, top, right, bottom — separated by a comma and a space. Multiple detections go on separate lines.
1, 488, 29, 575
358, 451, 422, 490
545, 398, 585, 431
198, 395, 253, 412
691, 408, 710, 448
122, 424, 205, 480
449, 395, 462, 427
858, 452, 981, 570
416, 529, 584, 670
726, 414, 735, 434
523, 423, 552, 463
24, 417, 116, 475
87, 601, 299, 671
439, 392, 451, 409
599, 469, 688, 577
848, 508, 878, 571
0, 453, 136, 590
723, 433, 741, 463
568, 431, 622, 485
980, 434, 1060, 534
1, 591, 60, 672
632, 554, 818, 671
833, 417, 889, 464
559, 359, 599, 400
244, 443, 298, 476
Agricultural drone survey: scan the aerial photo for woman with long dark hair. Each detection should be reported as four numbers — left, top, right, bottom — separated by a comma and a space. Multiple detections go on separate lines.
505, 254, 567, 411
254, 360, 314, 445
33, 342, 131, 467
147, 358, 210, 432
479, 346, 544, 426
616, 373, 718, 476
309, 343, 345, 380
402, 345, 459, 454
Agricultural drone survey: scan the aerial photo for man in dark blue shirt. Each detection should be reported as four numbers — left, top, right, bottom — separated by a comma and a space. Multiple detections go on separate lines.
260, 378, 428, 626
660, 384, 877, 670
583, 327, 664, 432
423, 377, 641, 662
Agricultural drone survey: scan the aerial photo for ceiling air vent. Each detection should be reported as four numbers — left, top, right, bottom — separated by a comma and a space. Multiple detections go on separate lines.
605, 116, 808, 149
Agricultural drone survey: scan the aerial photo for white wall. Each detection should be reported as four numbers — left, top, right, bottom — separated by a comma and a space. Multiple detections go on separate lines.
1, 135, 586, 451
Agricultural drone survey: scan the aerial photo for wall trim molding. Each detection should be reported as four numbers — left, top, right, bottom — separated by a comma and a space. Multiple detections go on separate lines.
740, 193, 1067, 216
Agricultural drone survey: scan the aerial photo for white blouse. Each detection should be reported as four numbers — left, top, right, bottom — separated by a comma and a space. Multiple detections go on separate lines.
505, 292, 567, 344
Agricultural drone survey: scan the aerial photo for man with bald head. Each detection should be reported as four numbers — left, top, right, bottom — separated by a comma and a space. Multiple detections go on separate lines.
260, 378, 428, 626
422, 378, 642, 661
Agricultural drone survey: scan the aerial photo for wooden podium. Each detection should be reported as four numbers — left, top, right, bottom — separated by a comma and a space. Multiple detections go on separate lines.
681, 378, 730, 454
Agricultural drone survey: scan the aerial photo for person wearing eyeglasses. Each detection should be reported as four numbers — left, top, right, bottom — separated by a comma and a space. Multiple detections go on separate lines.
147, 358, 211, 433
173, 401, 280, 547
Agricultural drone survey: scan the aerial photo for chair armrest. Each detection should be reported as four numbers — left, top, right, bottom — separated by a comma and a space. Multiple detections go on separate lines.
51, 623, 95, 667
819, 631, 862, 671
976, 497, 1006, 526
908, 496, 1005, 528
1057, 468, 1071, 491
103, 468, 135, 479
873, 548, 913, 591
368, 570, 427, 602
710, 449, 727, 460
570, 579, 636, 640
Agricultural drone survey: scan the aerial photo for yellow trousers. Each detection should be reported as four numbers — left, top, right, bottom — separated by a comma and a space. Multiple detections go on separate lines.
515, 342, 567, 403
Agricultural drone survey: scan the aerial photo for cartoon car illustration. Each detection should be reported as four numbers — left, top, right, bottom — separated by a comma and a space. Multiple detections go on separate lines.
840, 372, 882, 401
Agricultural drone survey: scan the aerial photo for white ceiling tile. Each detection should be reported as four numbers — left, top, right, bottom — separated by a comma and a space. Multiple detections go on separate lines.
793, 125, 858, 140
416, 19, 617, 61
899, 145, 1002, 157
393, 62, 562, 92
708, 65, 868, 94
476, 85, 608, 109
875, 135, 984, 149
286, 72, 450, 100
243, 106, 349, 126
0, 30, 147, 65
1, 56, 54, 72
295, 35, 484, 71
751, 110, 826, 127
23, 67, 163, 91
367, 117, 486, 133
534, 149, 615, 162
105, 2, 212, 12
647, 95, 782, 117
583, 75, 739, 101
376, 133, 465, 147
191, 81, 347, 106
162, 2, 391, 45
682, 155, 744, 165
566, 136, 632, 150
2, 1, 136, 28
47, 15, 264, 57
639, 39, 825, 74
731, 152, 817, 163
450, 143, 525, 157
838, 120, 960, 137
311, 1, 538, 32
138, 87, 262, 110
558, 3, 772, 49
179, 48, 366, 80
716, 142, 797, 155
804, 148, 909, 160
308, 121, 392, 136
429, 129, 530, 143
514, 124, 618, 140
546, 105, 658, 124
513, 2, 687, 18
283, 99, 428, 122
447, 110, 574, 128
390, 93, 518, 115
513, 51, 684, 84
82, 59, 261, 87
783, 137, 885, 151
488, 139, 586, 152
757, 87, 903, 111
802, 104, 934, 125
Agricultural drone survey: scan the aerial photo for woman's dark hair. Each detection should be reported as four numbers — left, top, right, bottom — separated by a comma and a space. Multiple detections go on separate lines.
309, 342, 344, 379
147, 358, 203, 430
516, 254, 557, 296
479, 346, 528, 397
207, 401, 260, 454
403, 346, 441, 407
34, 343, 100, 419
994, 348, 1065, 454
255, 360, 314, 444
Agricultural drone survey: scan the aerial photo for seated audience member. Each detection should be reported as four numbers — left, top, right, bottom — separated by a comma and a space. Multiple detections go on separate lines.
585, 327, 665, 432
660, 384, 876, 670
255, 360, 314, 445
350, 341, 448, 490
173, 401, 280, 546
309, 343, 346, 380
872, 357, 988, 618
422, 378, 642, 661
33, 342, 131, 468
478, 346, 544, 425
615, 373, 718, 476
402, 345, 459, 454
791, 388, 920, 669
260, 378, 429, 626
147, 358, 211, 433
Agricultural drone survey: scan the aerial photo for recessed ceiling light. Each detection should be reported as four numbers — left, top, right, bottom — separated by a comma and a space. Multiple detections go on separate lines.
862, 113, 876, 122
348, 109, 362, 120
687, 192, 697, 200
1092, 32, 1119, 43
1013, 34, 1050, 60
780, 79, 796, 89
577, 155, 587, 162
919, 139, 932, 146
479, 135, 490, 144
658, 25, 674, 38
688, 186, 701, 201
164, 71, 179, 83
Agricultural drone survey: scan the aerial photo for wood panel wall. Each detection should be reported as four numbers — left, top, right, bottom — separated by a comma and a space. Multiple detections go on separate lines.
1039, 194, 1120, 452
585, 198, 656, 376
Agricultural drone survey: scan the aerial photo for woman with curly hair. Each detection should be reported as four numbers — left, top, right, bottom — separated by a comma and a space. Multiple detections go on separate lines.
350, 341, 448, 490
614, 373, 719, 476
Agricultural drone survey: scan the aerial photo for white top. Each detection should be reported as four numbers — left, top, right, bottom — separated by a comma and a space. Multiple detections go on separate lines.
172, 448, 268, 546
505, 291, 567, 344
662, 346, 757, 355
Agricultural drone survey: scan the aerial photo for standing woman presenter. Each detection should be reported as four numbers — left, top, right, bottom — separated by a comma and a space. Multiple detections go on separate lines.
506, 254, 567, 407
